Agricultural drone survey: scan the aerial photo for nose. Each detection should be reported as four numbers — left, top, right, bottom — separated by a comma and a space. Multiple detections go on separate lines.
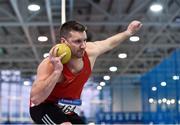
81, 42, 86, 49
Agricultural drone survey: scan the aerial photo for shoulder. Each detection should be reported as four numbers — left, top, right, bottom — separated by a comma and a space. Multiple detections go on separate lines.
86, 41, 99, 56
38, 58, 50, 67
35, 57, 55, 81
37, 57, 53, 72
86, 40, 106, 58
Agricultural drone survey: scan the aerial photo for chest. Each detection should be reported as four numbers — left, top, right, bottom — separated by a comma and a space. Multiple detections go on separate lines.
57, 62, 84, 83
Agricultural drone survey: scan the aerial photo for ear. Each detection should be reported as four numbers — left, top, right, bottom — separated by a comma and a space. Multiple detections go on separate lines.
60, 37, 66, 43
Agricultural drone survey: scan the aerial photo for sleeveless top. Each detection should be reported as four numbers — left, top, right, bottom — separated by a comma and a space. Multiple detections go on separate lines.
44, 51, 92, 103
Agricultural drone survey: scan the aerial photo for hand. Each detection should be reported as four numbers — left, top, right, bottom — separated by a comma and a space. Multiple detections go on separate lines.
49, 45, 66, 72
49, 44, 59, 57
126, 20, 142, 36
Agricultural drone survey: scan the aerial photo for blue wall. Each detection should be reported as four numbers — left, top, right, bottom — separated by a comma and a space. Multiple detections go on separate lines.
141, 49, 180, 124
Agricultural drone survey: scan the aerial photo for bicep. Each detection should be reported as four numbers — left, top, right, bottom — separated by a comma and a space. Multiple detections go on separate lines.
86, 40, 111, 57
33, 59, 54, 84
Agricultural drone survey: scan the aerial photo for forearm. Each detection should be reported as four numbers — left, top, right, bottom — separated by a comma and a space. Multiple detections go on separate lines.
106, 30, 131, 50
30, 70, 61, 105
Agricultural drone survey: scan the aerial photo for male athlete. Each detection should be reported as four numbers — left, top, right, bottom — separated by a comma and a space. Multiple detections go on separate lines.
30, 20, 142, 124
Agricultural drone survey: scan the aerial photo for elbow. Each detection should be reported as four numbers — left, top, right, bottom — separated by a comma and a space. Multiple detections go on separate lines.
30, 96, 42, 106
30, 91, 45, 106
30, 87, 45, 106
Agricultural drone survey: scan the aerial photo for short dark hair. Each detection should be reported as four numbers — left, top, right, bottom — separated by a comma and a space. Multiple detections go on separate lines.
60, 20, 87, 38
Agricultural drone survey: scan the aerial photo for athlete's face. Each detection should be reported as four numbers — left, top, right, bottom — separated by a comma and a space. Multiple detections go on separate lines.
62, 31, 87, 58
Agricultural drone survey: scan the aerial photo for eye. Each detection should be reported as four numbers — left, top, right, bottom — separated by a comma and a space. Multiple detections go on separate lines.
77, 40, 82, 43
74, 40, 82, 43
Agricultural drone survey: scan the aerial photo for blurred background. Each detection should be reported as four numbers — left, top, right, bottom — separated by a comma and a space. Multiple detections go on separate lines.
0, 0, 180, 124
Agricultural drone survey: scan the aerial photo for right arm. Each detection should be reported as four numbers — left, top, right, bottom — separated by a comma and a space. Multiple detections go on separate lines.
30, 48, 66, 105
30, 59, 61, 105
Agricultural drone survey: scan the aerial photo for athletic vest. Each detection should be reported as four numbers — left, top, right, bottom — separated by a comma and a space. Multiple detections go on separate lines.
45, 51, 92, 103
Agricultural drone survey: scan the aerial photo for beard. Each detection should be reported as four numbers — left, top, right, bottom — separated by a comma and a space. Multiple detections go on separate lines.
73, 50, 85, 58
78, 50, 85, 57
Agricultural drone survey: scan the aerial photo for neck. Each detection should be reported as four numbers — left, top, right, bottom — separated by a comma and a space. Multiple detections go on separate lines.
68, 56, 83, 66
67, 56, 84, 74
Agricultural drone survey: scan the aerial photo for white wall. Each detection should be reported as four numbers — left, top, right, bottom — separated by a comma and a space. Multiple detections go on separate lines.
111, 75, 142, 112
112, 84, 142, 112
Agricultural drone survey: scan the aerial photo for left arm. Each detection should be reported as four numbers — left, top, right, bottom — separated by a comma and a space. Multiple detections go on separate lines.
86, 20, 142, 57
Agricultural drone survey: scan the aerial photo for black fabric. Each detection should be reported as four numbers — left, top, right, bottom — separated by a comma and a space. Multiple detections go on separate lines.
30, 103, 85, 124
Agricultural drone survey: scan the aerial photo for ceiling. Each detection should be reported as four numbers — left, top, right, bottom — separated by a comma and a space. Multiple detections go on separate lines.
0, 0, 180, 78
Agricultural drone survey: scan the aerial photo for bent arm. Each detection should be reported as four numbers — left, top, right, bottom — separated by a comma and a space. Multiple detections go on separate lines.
30, 58, 63, 105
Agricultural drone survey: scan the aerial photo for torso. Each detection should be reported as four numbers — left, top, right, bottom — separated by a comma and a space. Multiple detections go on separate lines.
44, 51, 92, 102
56, 43, 97, 83
57, 57, 84, 83
62, 45, 97, 76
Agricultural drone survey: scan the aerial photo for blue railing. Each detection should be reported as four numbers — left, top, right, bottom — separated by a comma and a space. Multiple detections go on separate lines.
96, 112, 180, 124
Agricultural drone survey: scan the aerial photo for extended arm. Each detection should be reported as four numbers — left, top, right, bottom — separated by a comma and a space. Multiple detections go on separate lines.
87, 20, 142, 57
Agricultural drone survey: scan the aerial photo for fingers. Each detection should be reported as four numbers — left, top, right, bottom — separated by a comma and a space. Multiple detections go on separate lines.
136, 22, 143, 29
49, 47, 54, 57
49, 53, 53, 60
49, 45, 59, 57
127, 20, 143, 35
49, 52, 66, 64
135, 22, 140, 27
49, 45, 68, 65
52, 45, 59, 56
58, 52, 67, 62
49, 45, 58, 63
49, 56, 61, 66
134, 21, 143, 29
59, 52, 67, 59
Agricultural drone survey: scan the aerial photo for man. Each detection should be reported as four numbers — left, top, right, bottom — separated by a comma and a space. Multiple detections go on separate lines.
30, 20, 142, 124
